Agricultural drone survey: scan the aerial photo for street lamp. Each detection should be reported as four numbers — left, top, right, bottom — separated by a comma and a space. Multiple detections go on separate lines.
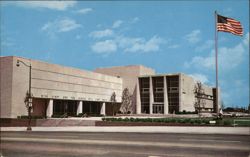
16, 59, 32, 131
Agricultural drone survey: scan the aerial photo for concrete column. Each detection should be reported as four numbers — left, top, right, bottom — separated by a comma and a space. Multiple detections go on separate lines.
100, 102, 106, 115
178, 74, 182, 112
149, 77, 154, 114
77, 101, 83, 115
163, 76, 169, 114
136, 78, 141, 114
46, 99, 53, 118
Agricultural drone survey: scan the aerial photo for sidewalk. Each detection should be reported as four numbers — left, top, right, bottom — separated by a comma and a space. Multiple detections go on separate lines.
1, 126, 249, 135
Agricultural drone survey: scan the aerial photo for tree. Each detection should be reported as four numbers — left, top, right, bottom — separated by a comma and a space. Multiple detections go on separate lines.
110, 92, 116, 116
248, 104, 250, 113
121, 88, 132, 114
194, 82, 205, 114
24, 91, 30, 113
221, 100, 225, 110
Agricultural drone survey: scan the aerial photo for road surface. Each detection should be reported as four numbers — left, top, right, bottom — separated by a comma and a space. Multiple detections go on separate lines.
1, 132, 250, 157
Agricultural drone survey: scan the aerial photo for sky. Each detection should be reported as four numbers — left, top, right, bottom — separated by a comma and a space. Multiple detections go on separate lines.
1, 1, 249, 108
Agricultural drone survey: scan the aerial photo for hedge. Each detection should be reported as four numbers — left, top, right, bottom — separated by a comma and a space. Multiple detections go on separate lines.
17, 115, 44, 119
102, 117, 233, 126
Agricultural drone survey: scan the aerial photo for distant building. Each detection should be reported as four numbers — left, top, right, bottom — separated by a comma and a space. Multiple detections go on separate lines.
0, 56, 220, 118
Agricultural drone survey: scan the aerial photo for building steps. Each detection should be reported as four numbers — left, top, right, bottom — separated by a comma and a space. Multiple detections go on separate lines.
36, 119, 96, 126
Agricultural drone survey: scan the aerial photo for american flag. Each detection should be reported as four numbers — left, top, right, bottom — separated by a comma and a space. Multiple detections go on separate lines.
217, 14, 243, 36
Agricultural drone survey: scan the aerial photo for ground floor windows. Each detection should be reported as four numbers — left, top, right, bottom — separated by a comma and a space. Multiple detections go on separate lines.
82, 101, 101, 115
153, 104, 164, 114
31, 98, 118, 117
53, 100, 77, 116
169, 105, 179, 114
141, 104, 149, 114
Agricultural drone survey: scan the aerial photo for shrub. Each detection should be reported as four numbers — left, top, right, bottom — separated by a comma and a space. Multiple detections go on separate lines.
124, 117, 129, 122
194, 119, 202, 124
77, 113, 85, 117
190, 119, 195, 124
117, 118, 123, 121
175, 111, 197, 114
183, 118, 191, 123
130, 117, 135, 122
18, 115, 44, 119
202, 119, 210, 124
101, 117, 216, 125
163, 118, 171, 123
223, 120, 232, 126
181, 119, 187, 123
154, 118, 164, 123
216, 119, 223, 125
170, 118, 177, 123
52, 114, 64, 118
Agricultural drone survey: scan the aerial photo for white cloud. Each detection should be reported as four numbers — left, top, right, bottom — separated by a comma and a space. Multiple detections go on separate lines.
184, 29, 201, 44
189, 73, 209, 84
168, 44, 180, 49
185, 33, 249, 70
222, 8, 233, 16
195, 40, 213, 52
184, 54, 214, 69
74, 8, 92, 14
115, 36, 144, 49
90, 35, 165, 54
130, 17, 139, 23
76, 35, 81, 40
112, 20, 123, 29
4, 1, 76, 11
220, 79, 249, 106
91, 40, 117, 54
1, 38, 14, 47
89, 29, 114, 38
243, 32, 249, 46
41, 18, 81, 37
89, 18, 166, 54
123, 36, 165, 53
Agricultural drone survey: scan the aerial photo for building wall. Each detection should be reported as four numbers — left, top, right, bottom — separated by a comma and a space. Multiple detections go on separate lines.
138, 74, 216, 114
179, 74, 196, 112
180, 74, 214, 112
31, 98, 47, 117
94, 65, 155, 113
202, 84, 214, 110
0, 57, 13, 118
1, 56, 122, 118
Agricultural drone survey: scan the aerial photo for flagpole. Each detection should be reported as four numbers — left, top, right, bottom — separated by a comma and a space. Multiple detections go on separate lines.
215, 11, 219, 114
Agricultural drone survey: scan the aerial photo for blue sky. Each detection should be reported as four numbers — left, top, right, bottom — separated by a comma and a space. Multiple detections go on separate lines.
1, 1, 249, 108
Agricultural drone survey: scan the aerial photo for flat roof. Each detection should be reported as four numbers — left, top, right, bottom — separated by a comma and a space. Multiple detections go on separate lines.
139, 73, 183, 77
1, 56, 122, 82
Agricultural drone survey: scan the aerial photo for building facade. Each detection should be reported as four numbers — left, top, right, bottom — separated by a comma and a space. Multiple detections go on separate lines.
94, 65, 155, 113
0, 56, 219, 118
1, 56, 122, 118
136, 74, 217, 114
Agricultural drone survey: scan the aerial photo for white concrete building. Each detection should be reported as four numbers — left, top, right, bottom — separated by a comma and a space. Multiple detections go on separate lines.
1, 56, 122, 118
0, 56, 219, 118
137, 74, 217, 114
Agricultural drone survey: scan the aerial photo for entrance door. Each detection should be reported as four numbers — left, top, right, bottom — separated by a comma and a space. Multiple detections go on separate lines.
53, 100, 77, 116
153, 104, 164, 114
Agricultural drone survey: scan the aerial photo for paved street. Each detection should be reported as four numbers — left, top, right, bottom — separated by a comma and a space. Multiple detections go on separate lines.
1, 132, 250, 157
2, 126, 249, 135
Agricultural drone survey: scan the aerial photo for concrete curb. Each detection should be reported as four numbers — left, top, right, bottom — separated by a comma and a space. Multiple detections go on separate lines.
1, 126, 250, 135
